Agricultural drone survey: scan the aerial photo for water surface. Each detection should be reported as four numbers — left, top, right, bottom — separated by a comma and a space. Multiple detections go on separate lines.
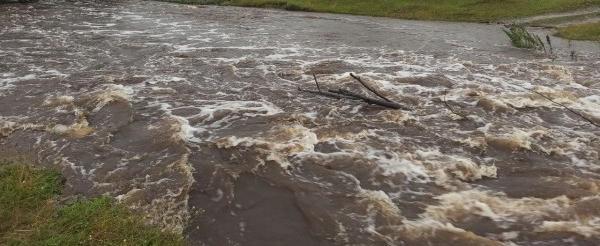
1, 1, 600, 245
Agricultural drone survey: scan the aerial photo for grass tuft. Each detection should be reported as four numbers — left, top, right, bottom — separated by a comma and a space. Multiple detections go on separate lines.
0, 163, 184, 246
556, 22, 600, 41
503, 24, 546, 50
0, 164, 62, 243
239, 0, 312, 11
31, 197, 184, 246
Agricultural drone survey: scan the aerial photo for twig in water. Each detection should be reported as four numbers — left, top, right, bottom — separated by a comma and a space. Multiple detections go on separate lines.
298, 87, 353, 100
350, 73, 392, 102
329, 88, 412, 110
313, 73, 321, 92
298, 72, 412, 110
545, 35, 553, 55
442, 90, 468, 119
520, 86, 599, 127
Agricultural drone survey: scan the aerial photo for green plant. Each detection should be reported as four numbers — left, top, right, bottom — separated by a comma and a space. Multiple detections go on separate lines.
30, 197, 184, 246
0, 163, 184, 246
503, 24, 546, 50
0, 164, 62, 243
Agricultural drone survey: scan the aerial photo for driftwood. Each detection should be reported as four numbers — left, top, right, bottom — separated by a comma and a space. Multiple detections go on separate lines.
298, 73, 412, 110
330, 88, 412, 110
298, 74, 354, 99
349, 73, 392, 102
297, 87, 354, 100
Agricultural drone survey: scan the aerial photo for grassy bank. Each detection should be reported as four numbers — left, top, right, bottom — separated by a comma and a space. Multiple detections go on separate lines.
526, 12, 600, 28
0, 164, 183, 245
164, 0, 600, 22
556, 22, 600, 41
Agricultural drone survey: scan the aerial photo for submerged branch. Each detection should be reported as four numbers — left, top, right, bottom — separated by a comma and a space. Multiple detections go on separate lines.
522, 87, 599, 127
313, 73, 321, 92
329, 88, 412, 110
349, 73, 392, 102
297, 87, 353, 99
299, 73, 412, 110
442, 90, 468, 119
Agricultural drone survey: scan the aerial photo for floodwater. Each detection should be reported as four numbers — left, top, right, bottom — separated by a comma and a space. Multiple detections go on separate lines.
1, 1, 600, 245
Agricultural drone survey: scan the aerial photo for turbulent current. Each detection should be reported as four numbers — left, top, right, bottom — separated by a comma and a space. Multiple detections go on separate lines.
1, 1, 600, 245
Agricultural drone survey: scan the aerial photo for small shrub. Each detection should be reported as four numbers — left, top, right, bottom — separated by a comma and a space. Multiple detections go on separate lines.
503, 24, 546, 50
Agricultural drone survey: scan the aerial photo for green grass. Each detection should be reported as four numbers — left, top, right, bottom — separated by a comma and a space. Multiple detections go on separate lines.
164, 0, 600, 22
526, 12, 600, 27
0, 164, 184, 246
0, 164, 61, 243
556, 21, 600, 41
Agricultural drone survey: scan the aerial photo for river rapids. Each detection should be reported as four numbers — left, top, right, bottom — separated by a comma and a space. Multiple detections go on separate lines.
1, 1, 600, 245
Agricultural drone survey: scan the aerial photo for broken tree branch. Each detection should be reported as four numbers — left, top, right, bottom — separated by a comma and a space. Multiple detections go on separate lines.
442, 90, 468, 119
313, 73, 321, 92
350, 73, 392, 102
297, 87, 354, 100
299, 72, 412, 110
329, 88, 412, 110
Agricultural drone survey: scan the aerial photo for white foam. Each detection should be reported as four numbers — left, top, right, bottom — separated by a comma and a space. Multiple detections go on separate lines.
216, 124, 317, 168
171, 114, 203, 143
146, 76, 189, 85
538, 218, 600, 238
88, 84, 133, 112
578, 95, 600, 119
414, 148, 497, 184
366, 148, 430, 183
0, 74, 36, 87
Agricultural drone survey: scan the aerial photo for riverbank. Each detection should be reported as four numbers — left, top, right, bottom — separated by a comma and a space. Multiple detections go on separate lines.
164, 0, 600, 22
556, 21, 600, 41
3, 1, 599, 41
0, 163, 183, 245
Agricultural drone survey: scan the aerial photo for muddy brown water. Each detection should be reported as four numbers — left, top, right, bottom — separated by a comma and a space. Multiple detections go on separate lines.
1, 1, 600, 245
